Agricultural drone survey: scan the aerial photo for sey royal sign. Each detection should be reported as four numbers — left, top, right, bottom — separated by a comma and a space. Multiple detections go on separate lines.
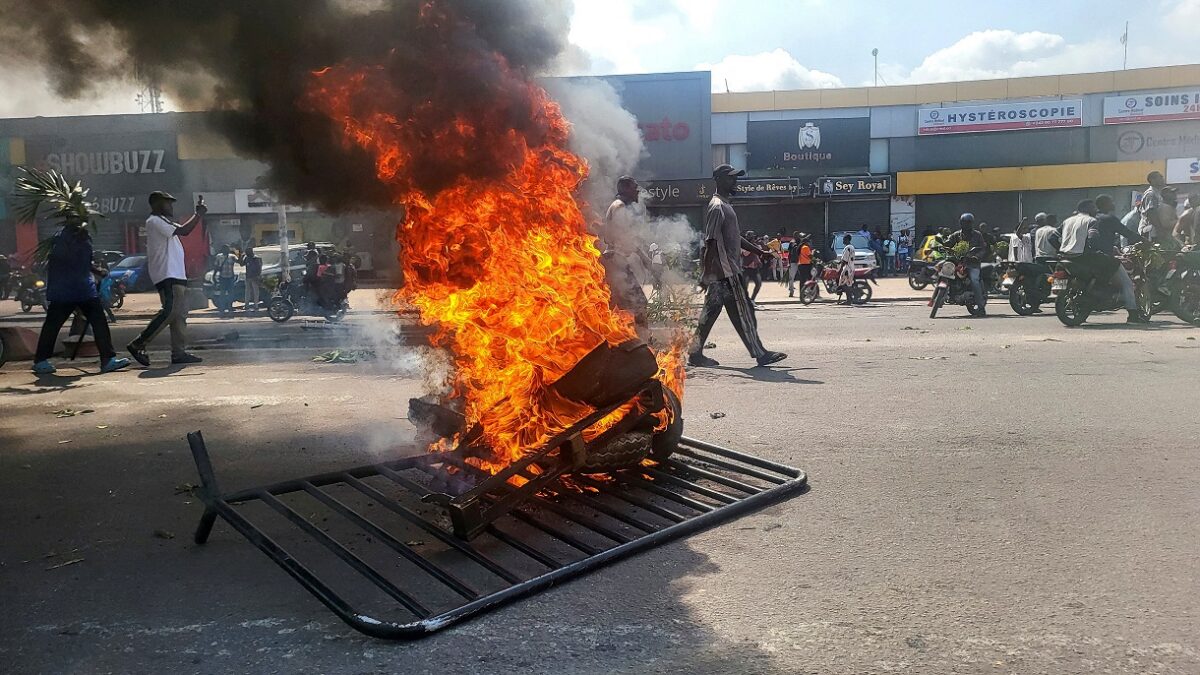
1104, 90, 1200, 125
918, 100, 1083, 135
816, 175, 893, 197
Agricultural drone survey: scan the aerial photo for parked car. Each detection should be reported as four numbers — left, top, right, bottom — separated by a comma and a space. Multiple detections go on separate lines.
107, 255, 153, 292
827, 232, 878, 269
96, 250, 126, 269
204, 243, 337, 304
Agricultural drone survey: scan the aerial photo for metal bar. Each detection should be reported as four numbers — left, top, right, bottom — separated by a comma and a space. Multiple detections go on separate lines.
659, 459, 764, 496
257, 492, 431, 618
526, 493, 632, 545
340, 475, 523, 585
187, 431, 221, 545
297, 482, 480, 599
483, 523, 563, 570
544, 486, 660, 533
670, 447, 789, 485
221, 453, 431, 504
619, 475, 716, 513
573, 476, 687, 524
679, 437, 801, 478
641, 468, 738, 505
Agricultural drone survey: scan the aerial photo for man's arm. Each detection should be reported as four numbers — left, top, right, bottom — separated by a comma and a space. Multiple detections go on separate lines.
173, 204, 207, 237
1114, 216, 1144, 246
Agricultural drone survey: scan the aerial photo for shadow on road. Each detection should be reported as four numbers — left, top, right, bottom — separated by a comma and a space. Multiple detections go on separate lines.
701, 365, 824, 385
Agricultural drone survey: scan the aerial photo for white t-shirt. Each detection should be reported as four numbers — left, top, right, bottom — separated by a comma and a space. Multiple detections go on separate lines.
146, 215, 187, 283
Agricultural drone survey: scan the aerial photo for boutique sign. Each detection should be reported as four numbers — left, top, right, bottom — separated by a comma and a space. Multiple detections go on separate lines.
746, 118, 870, 171
918, 100, 1083, 135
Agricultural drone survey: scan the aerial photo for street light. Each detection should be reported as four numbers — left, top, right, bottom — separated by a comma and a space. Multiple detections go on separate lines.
872, 48, 879, 87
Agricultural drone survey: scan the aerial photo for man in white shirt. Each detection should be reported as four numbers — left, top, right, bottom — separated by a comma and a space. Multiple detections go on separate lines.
127, 191, 206, 366
1059, 200, 1097, 255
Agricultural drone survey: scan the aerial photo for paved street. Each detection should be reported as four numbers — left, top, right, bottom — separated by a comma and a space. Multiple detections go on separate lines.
1, 291, 1198, 674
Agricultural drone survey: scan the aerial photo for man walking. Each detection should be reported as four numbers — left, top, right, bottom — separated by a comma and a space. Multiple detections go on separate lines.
787, 232, 812, 298
243, 247, 263, 314
689, 165, 786, 368
212, 244, 237, 314
127, 191, 206, 367
600, 175, 650, 326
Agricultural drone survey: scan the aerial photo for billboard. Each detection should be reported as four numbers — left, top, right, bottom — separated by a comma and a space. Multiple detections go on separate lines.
746, 118, 870, 172
1104, 90, 1200, 125
918, 100, 1083, 135
1166, 157, 1200, 184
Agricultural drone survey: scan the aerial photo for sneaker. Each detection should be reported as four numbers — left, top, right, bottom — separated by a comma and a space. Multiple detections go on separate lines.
32, 360, 56, 375
1127, 312, 1150, 324
101, 357, 131, 373
687, 352, 720, 367
171, 353, 204, 365
755, 351, 788, 367
127, 343, 150, 367
788, 289, 794, 297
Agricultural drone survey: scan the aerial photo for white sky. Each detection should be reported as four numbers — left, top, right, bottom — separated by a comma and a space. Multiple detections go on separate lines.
2, 0, 1198, 118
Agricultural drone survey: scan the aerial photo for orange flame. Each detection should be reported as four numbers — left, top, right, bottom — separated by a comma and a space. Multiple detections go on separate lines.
306, 11, 683, 470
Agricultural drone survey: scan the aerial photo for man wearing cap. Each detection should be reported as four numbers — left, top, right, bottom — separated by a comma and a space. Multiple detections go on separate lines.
126, 191, 206, 366
690, 165, 786, 368
600, 175, 650, 326
786, 231, 812, 298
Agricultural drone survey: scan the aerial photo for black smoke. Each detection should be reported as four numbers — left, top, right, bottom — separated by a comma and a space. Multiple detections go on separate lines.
0, 0, 573, 211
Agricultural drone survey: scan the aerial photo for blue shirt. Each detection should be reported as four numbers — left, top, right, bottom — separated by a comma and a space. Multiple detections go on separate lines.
46, 228, 98, 303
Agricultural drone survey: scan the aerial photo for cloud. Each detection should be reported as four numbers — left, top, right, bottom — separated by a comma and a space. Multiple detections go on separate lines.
0, 67, 148, 118
902, 30, 1118, 83
699, 49, 844, 93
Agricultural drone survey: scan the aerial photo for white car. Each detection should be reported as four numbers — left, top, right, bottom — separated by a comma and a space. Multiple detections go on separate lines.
827, 232, 879, 269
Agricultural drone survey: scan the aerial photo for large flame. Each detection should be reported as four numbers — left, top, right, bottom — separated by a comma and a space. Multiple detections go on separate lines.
307, 7, 682, 468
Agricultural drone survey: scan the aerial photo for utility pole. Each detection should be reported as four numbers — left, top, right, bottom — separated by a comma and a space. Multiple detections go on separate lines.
1121, 22, 1129, 70
872, 49, 879, 86
278, 201, 291, 284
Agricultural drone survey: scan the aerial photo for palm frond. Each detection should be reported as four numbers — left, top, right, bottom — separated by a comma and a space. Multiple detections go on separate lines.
12, 166, 105, 229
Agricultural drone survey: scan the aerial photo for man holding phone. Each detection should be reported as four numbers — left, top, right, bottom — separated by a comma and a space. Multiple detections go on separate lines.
127, 191, 206, 367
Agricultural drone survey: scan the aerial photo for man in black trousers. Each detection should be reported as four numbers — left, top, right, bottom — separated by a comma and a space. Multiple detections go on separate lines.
689, 165, 787, 368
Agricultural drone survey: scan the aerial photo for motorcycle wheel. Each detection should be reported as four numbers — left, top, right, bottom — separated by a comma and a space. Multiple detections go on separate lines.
1172, 287, 1200, 326
799, 284, 818, 305
1056, 289, 1091, 327
111, 294, 125, 310
908, 274, 928, 291
1009, 284, 1035, 316
21, 301, 32, 313
268, 297, 294, 323
929, 287, 945, 319
854, 282, 872, 304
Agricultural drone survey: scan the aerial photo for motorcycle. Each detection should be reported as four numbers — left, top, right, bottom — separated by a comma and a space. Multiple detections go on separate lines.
1051, 250, 1147, 326
16, 273, 48, 313
928, 257, 996, 318
1165, 247, 1200, 326
106, 277, 127, 311
1003, 260, 1056, 315
799, 259, 877, 305
268, 279, 348, 323
907, 259, 940, 291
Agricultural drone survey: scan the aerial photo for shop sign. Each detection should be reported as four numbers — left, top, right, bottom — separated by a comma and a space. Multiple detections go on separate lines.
1166, 157, 1200, 184
816, 174, 893, 197
746, 118, 870, 171
233, 188, 304, 214
735, 178, 805, 199
1104, 90, 1200, 125
642, 177, 811, 206
918, 100, 1083, 135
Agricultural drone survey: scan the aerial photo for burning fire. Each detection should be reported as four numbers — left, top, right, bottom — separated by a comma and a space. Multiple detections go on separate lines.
307, 5, 682, 470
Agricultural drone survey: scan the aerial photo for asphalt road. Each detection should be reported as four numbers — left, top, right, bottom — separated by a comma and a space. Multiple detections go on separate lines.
1, 295, 1198, 674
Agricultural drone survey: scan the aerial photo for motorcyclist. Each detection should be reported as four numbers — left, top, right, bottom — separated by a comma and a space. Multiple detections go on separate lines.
1033, 212, 1061, 263
1061, 198, 1147, 324
944, 213, 989, 316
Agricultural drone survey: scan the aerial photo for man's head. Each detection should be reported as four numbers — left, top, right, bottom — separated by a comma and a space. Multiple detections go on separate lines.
1095, 194, 1115, 214
1188, 194, 1198, 209
148, 190, 176, 217
221, 244, 230, 254
306, 241, 316, 251
1047, 214, 1059, 227
959, 212, 975, 233
1076, 199, 1097, 217
745, 229, 756, 240
1163, 186, 1179, 205
843, 234, 852, 245
712, 164, 745, 196
1034, 212, 1048, 226
616, 175, 639, 203
1148, 171, 1166, 189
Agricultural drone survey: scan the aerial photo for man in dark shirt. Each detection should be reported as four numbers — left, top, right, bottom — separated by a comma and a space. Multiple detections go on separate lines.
1089, 194, 1146, 323
32, 217, 130, 374
690, 165, 786, 368
944, 213, 989, 315
243, 248, 263, 314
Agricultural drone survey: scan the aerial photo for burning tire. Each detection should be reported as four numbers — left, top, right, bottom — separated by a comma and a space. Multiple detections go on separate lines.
650, 387, 683, 461
581, 430, 653, 472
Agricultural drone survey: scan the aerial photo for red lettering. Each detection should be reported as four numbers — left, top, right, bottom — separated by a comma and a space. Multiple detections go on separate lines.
659, 117, 673, 140
642, 122, 659, 141
673, 122, 689, 140
636, 116, 690, 142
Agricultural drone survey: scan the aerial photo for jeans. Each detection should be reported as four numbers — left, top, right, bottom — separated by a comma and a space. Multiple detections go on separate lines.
217, 276, 236, 312
1114, 265, 1138, 312
132, 280, 190, 359
743, 267, 763, 301
245, 277, 261, 311
35, 298, 116, 362
967, 266, 986, 309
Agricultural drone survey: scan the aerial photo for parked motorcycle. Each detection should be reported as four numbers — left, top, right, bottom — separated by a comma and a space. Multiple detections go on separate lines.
107, 277, 127, 310
928, 257, 997, 318
1165, 247, 1200, 326
907, 259, 939, 291
1051, 250, 1147, 326
268, 279, 348, 323
799, 259, 877, 305
1004, 260, 1056, 315
16, 273, 48, 313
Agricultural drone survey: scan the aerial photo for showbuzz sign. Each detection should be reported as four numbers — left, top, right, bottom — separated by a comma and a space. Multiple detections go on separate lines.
1165, 157, 1200, 184
1104, 90, 1200, 125
918, 100, 1083, 135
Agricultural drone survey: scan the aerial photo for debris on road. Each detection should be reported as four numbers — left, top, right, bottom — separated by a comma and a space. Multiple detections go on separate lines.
312, 349, 376, 364
710, 411, 726, 419
45, 558, 83, 571
174, 483, 199, 496
153, 529, 176, 540
52, 408, 93, 418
